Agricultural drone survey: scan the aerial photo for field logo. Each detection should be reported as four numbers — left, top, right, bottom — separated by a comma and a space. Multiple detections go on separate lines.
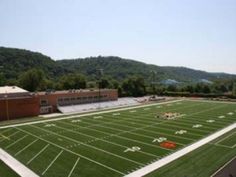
124, 146, 141, 153
192, 124, 202, 128
160, 141, 176, 149
152, 137, 167, 143
175, 130, 187, 135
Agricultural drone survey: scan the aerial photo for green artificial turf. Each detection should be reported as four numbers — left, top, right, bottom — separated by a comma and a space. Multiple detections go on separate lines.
0, 100, 235, 177
0, 160, 20, 177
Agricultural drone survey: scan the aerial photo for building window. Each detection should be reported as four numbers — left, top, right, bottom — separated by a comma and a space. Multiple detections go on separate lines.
40, 99, 48, 106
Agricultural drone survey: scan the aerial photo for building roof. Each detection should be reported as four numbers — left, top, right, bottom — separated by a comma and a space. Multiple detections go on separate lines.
0, 86, 28, 94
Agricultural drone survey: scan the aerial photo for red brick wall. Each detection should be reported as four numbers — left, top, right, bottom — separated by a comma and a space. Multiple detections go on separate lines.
0, 97, 40, 121
37, 89, 118, 112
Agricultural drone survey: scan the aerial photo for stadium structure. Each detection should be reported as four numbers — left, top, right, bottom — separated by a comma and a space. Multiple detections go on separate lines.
0, 86, 118, 121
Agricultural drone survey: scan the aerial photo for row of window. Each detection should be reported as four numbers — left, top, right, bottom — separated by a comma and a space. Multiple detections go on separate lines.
40, 95, 110, 107
57, 95, 109, 106
57, 95, 107, 102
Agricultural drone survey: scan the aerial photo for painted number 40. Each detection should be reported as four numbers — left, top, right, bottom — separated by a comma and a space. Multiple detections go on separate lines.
124, 146, 141, 153
175, 130, 187, 135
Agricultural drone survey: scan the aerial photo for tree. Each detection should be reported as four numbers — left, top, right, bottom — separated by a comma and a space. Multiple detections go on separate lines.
59, 73, 86, 90
0, 73, 6, 86
122, 76, 146, 97
233, 83, 236, 96
19, 69, 45, 91
202, 85, 211, 93
99, 78, 111, 89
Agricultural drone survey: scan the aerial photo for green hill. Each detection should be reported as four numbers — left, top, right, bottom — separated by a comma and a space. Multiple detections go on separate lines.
0, 47, 235, 82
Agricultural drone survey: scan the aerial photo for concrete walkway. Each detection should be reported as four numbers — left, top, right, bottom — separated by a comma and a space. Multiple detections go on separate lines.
125, 122, 236, 177
0, 148, 39, 177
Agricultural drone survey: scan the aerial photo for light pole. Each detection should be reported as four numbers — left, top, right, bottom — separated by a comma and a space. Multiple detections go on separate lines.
97, 69, 103, 109
0, 66, 3, 86
5, 93, 9, 121
151, 70, 157, 95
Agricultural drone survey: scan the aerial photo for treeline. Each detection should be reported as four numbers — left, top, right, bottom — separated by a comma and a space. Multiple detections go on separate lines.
1, 68, 236, 98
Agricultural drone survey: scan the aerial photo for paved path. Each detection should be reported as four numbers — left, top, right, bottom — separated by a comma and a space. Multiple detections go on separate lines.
125, 122, 236, 177
0, 148, 39, 177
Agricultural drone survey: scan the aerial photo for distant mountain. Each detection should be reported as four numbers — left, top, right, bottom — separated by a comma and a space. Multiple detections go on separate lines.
0, 47, 235, 82
58, 56, 236, 82
0, 47, 67, 79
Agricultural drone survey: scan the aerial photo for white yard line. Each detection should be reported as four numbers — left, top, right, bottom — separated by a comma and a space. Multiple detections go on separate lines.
5, 135, 28, 149
0, 131, 19, 143
213, 143, 233, 149
0, 148, 39, 177
188, 99, 236, 105
32, 124, 145, 166
125, 122, 236, 177
27, 144, 50, 165
59, 122, 160, 158
0, 99, 184, 129
15, 139, 38, 156
68, 157, 80, 177
41, 150, 63, 175
57, 121, 173, 152
215, 131, 236, 145
210, 156, 236, 177
17, 127, 126, 176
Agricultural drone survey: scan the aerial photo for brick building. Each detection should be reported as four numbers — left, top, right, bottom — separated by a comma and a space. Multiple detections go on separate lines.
0, 86, 118, 121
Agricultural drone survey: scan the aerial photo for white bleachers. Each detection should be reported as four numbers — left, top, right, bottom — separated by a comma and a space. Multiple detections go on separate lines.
57, 97, 139, 114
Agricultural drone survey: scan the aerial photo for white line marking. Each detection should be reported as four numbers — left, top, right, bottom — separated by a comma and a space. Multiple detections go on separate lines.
42, 150, 63, 175
215, 130, 236, 147
68, 157, 80, 177
5, 135, 28, 149
17, 127, 125, 175
125, 122, 236, 177
15, 139, 38, 156
32, 124, 145, 166
0, 131, 19, 142
27, 144, 50, 165
210, 156, 236, 177
0, 148, 39, 177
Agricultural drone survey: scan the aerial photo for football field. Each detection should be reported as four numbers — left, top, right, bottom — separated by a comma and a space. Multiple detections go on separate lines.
0, 99, 236, 177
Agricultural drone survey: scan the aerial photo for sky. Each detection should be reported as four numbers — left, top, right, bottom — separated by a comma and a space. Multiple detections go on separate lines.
0, 0, 236, 74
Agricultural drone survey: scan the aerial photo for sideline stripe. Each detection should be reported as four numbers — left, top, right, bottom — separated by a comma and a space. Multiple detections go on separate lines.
0, 148, 39, 177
